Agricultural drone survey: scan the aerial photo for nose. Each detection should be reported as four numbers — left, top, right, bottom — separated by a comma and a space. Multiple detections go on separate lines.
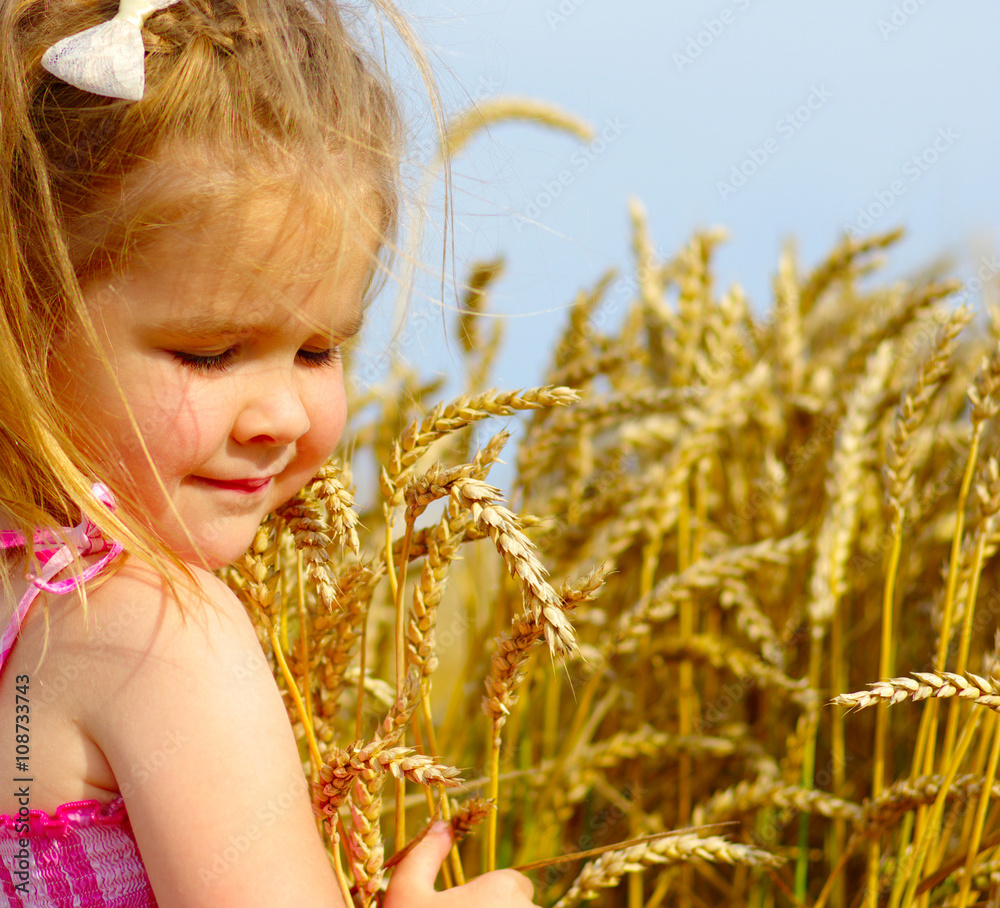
232, 368, 311, 447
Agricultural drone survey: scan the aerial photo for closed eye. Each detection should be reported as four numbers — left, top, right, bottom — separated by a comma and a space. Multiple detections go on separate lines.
170, 349, 238, 372
297, 348, 341, 368
170, 347, 341, 372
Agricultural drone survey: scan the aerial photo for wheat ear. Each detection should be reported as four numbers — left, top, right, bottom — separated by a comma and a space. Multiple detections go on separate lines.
385, 387, 581, 505
441, 96, 593, 161
552, 832, 784, 908
834, 671, 1000, 712
450, 476, 577, 658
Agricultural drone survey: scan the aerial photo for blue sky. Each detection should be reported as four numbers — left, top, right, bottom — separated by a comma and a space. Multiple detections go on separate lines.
356, 0, 1000, 398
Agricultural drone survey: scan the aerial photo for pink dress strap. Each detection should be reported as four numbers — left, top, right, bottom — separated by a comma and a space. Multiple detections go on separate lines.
0, 484, 156, 905
0, 483, 123, 671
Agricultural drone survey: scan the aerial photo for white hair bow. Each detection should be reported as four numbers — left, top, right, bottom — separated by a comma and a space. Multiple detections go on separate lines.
41, 0, 180, 101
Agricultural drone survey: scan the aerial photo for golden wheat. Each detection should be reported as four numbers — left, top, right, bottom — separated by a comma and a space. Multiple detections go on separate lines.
223, 201, 1000, 907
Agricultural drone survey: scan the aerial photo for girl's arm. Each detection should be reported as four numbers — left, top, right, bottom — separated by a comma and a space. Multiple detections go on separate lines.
74, 561, 538, 908
77, 562, 346, 908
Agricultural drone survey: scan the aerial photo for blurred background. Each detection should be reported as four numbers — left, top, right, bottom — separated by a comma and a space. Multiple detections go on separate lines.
355, 0, 1000, 410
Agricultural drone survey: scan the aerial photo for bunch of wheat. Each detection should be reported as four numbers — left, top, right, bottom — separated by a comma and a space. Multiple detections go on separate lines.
219, 102, 1000, 908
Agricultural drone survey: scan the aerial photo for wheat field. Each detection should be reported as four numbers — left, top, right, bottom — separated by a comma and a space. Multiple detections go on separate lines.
210, 102, 1000, 908
217, 201, 1000, 908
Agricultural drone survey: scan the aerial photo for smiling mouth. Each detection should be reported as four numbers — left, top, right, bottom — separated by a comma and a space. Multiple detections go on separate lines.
193, 476, 273, 494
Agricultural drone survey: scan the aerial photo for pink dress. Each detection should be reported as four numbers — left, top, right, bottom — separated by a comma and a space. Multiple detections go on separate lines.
0, 485, 157, 906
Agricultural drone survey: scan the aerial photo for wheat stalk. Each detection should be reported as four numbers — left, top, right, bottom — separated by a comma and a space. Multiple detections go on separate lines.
451, 476, 578, 658
857, 773, 1000, 839
834, 671, 1000, 711
384, 387, 581, 505
883, 305, 973, 521
693, 779, 862, 825
441, 96, 594, 161
552, 832, 784, 908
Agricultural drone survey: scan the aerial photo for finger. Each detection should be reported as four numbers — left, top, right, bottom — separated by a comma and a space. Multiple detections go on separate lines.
385, 821, 453, 896
466, 869, 535, 902
495, 868, 535, 901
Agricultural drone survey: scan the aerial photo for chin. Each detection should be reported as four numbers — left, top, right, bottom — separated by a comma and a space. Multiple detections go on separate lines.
198, 548, 249, 571
201, 535, 261, 570
166, 522, 262, 571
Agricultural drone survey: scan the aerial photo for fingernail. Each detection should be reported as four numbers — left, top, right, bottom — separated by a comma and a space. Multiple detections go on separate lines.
431, 820, 450, 834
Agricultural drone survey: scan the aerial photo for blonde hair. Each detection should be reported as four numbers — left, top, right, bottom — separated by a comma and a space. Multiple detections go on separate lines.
0, 0, 425, 578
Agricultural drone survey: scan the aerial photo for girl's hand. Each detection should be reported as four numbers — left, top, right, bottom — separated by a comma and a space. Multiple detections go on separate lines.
385, 823, 538, 908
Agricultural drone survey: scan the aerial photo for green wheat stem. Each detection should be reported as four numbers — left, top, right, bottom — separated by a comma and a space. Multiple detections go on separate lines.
901, 709, 982, 908
956, 714, 1000, 908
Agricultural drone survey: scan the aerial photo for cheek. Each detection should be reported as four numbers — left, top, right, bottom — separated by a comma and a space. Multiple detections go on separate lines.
53, 363, 143, 471
123, 378, 232, 476
301, 375, 348, 461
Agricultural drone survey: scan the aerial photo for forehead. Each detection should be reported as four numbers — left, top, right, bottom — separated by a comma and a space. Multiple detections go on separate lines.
103, 210, 376, 336
144, 198, 367, 285
74, 142, 383, 290
146, 165, 375, 266
98, 161, 380, 324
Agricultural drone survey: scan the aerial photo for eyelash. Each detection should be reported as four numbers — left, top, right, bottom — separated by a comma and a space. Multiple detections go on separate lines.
170, 347, 341, 372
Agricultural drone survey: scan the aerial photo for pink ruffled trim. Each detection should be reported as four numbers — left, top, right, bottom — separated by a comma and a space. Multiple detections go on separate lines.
0, 795, 128, 838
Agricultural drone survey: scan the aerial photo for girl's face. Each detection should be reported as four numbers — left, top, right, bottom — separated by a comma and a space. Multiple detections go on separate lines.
55, 197, 376, 568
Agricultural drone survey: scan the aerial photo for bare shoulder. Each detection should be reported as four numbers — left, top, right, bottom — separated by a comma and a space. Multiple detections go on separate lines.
72, 559, 344, 908
65, 559, 264, 703
48, 559, 266, 738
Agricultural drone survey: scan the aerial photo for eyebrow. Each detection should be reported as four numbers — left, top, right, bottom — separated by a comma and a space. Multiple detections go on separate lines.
151, 308, 367, 341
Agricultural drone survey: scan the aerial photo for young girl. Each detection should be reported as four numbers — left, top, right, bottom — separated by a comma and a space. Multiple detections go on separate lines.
0, 0, 539, 905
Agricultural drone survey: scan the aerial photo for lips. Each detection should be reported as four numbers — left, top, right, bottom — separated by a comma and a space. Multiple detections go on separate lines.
193, 476, 273, 494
